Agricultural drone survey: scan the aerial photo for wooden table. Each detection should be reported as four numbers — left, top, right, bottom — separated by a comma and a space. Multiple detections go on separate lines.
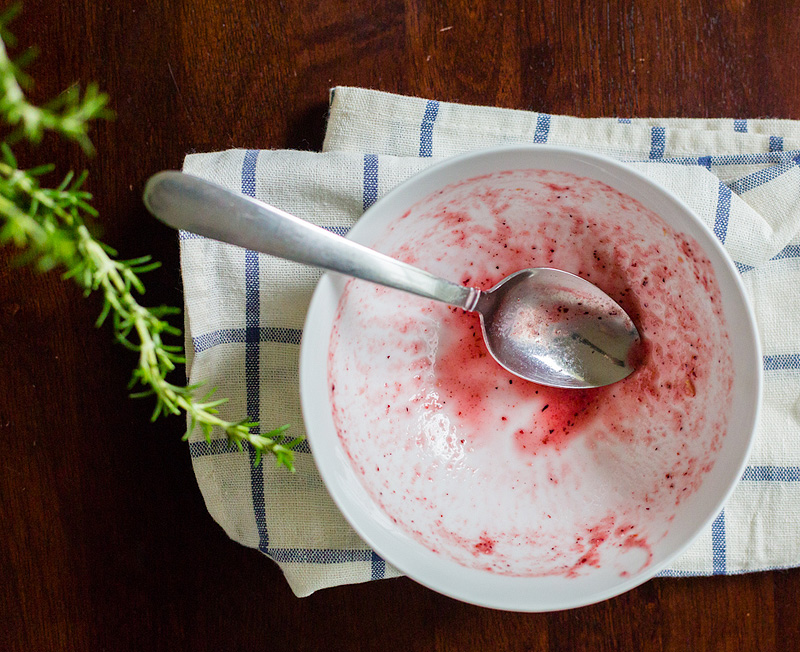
3, 1, 799, 650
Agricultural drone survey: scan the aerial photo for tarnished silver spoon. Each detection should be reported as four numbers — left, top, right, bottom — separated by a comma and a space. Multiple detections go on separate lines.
143, 171, 641, 389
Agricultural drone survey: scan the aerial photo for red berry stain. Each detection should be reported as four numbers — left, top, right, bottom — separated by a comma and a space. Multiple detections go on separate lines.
433, 307, 610, 453
474, 534, 496, 555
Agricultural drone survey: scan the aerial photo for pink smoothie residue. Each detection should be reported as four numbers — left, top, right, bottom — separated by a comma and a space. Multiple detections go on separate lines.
327, 169, 733, 578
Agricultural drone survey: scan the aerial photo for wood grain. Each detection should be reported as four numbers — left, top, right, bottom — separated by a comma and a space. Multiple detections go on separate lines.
3, 0, 799, 650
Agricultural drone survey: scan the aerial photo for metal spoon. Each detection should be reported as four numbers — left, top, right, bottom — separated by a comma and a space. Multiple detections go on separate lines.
143, 171, 641, 389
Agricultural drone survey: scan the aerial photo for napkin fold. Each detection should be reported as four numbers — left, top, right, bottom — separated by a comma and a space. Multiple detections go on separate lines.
181, 87, 800, 597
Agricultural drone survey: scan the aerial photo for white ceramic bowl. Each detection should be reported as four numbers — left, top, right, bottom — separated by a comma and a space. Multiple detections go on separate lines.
299, 145, 761, 611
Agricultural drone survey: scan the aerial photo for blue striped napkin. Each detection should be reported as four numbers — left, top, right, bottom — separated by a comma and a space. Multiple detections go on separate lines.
180, 88, 800, 596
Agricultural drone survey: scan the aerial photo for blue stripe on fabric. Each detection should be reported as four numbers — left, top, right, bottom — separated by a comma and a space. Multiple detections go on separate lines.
698, 156, 712, 170
241, 150, 270, 553
712, 183, 732, 244
735, 261, 755, 274
533, 114, 552, 143
419, 100, 439, 157
710, 151, 799, 165
371, 551, 386, 580
290, 439, 312, 454
363, 154, 379, 211
728, 155, 800, 195
242, 150, 258, 197
325, 225, 350, 237
244, 265, 259, 326
649, 126, 666, 159
246, 248, 268, 552
711, 510, 727, 575
764, 354, 800, 371
617, 117, 632, 124
193, 327, 302, 353
742, 466, 800, 482
182, 225, 350, 245
771, 244, 800, 261
635, 150, 800, 167
769, 136, 784, 152
189, 437, 311, 458
189, 439, 242, 457
650, 127, 667, 160
659, 564, 800, 577
267, 548, 374, 564
733, 119, 748, 133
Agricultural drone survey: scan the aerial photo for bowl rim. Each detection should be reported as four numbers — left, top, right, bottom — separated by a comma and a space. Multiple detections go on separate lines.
299, 144, 762, 611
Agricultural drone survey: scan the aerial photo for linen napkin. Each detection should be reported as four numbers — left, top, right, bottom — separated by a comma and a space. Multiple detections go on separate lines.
180, 87, 800, 597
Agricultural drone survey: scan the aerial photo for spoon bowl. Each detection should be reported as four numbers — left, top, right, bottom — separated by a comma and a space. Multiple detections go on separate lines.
144, 171, 640, 389
477, 268, 640, 388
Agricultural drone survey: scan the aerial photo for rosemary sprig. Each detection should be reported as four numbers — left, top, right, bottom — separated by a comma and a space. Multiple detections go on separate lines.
0, 8, 301, 470
0, 7, 111, 154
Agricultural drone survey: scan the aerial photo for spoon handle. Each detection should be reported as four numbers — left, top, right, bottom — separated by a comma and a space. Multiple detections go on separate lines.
144, 171, 479, 310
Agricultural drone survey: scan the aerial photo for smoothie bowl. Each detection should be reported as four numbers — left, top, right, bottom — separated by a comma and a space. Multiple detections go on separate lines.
299, 146, 761, 611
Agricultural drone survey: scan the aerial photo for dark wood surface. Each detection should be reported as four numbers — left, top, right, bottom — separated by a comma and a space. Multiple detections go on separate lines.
3, 1, 799, 650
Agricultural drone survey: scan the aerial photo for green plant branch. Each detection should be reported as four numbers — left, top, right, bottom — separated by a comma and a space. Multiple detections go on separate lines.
0, 11, 111, 153
0, 9, 301, 470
